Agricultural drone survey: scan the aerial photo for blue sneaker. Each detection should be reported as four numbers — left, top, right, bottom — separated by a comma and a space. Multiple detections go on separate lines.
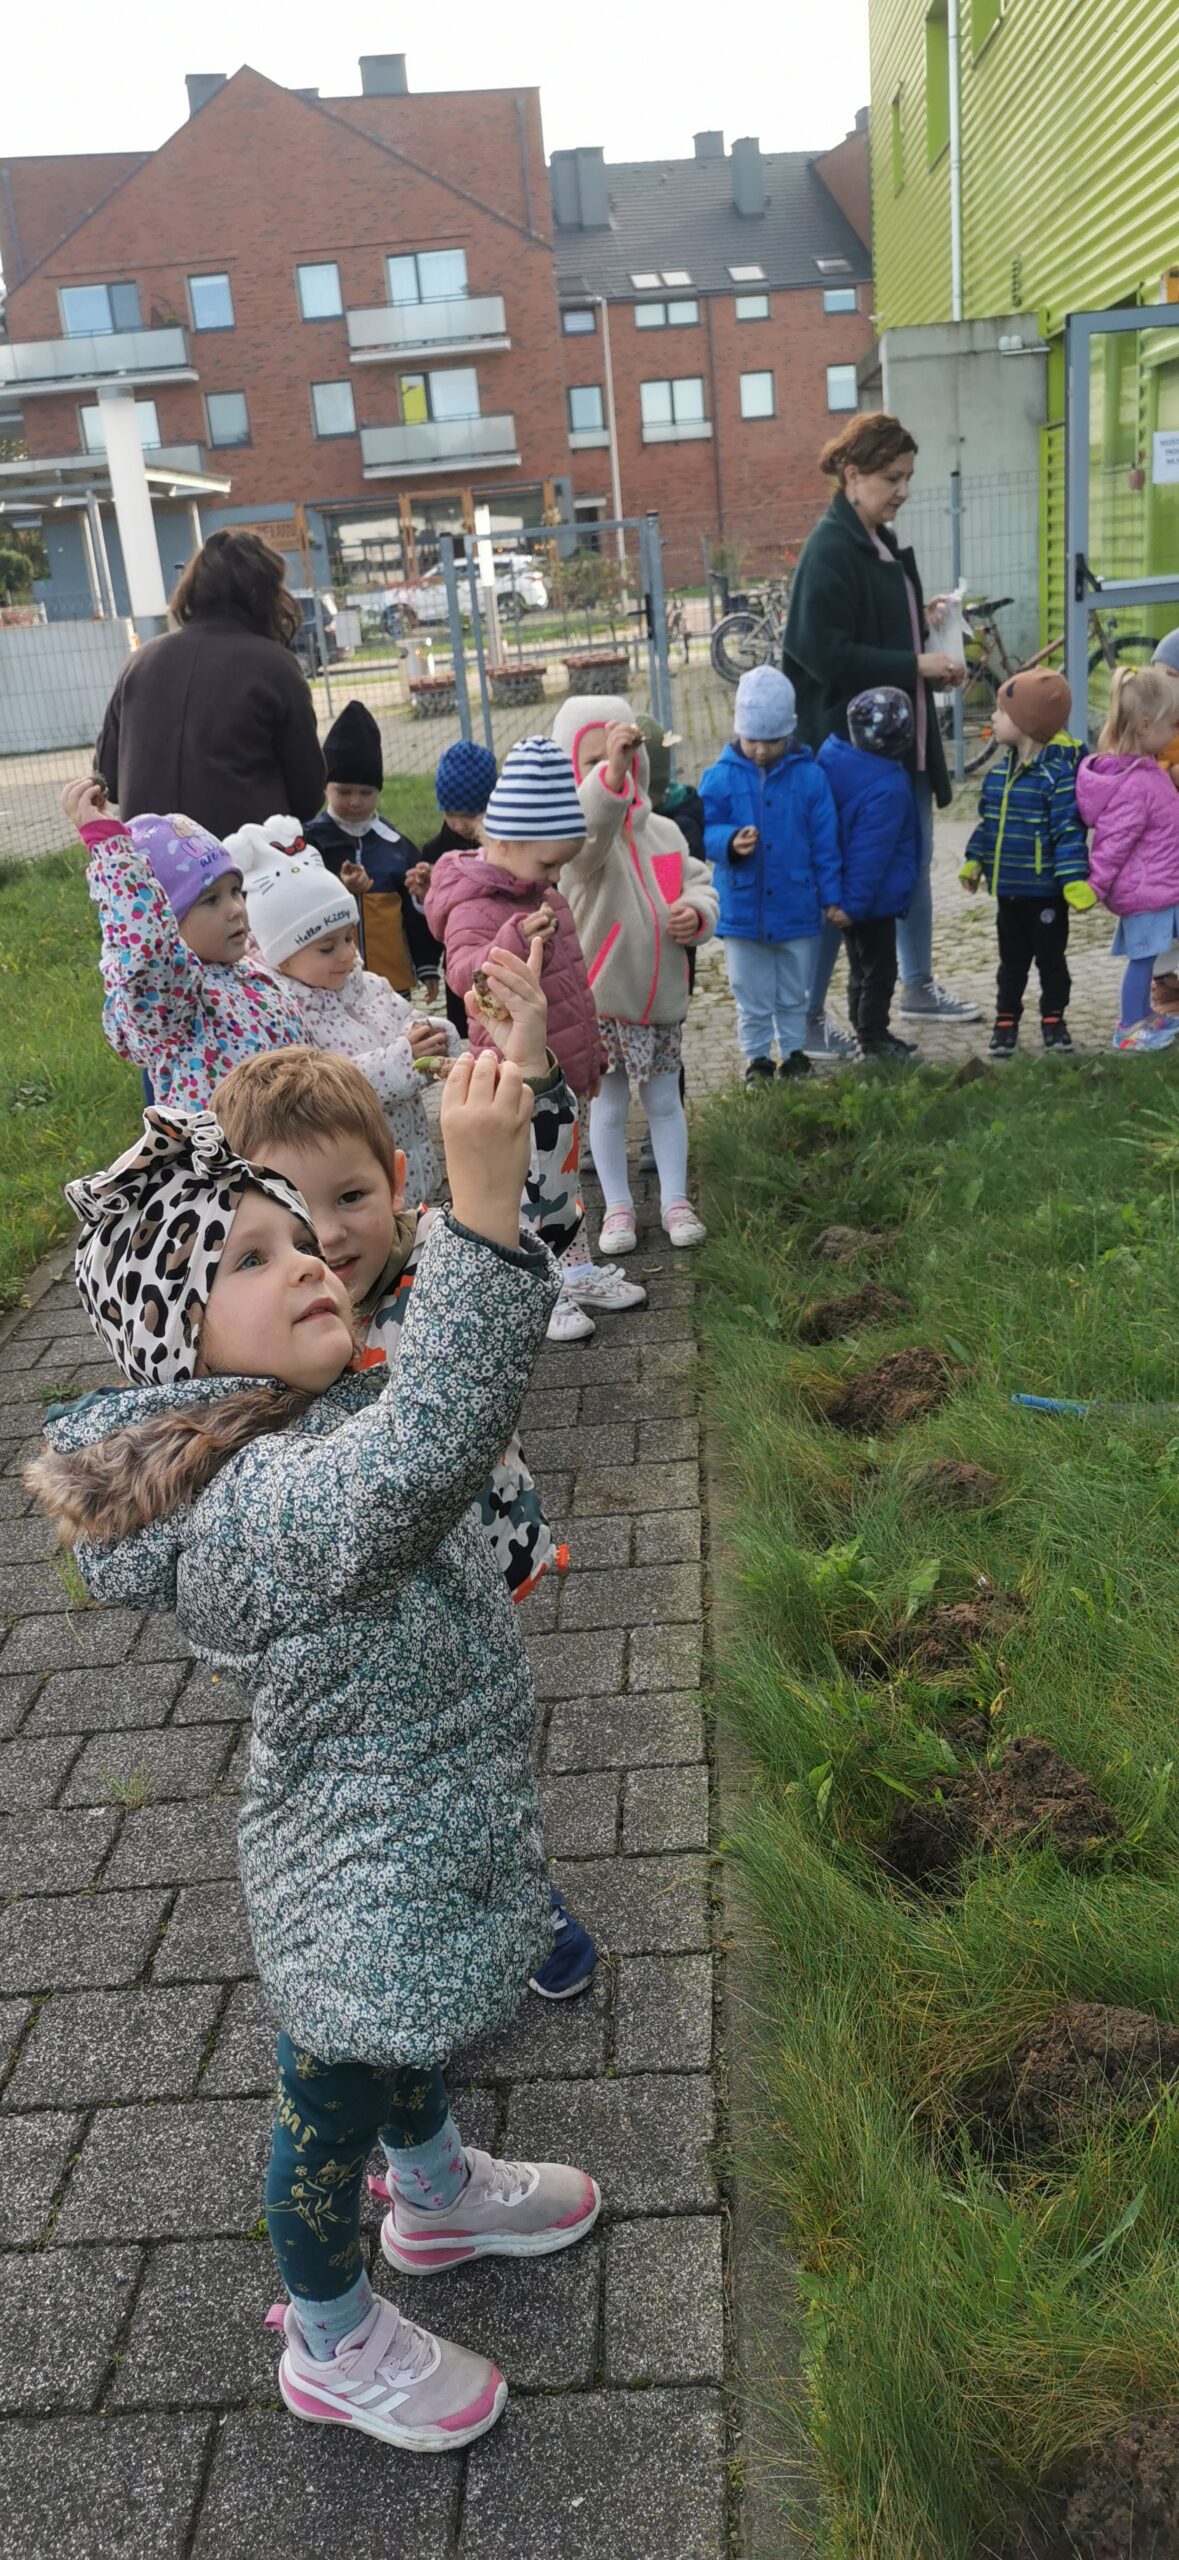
529, 1885, 597, 2000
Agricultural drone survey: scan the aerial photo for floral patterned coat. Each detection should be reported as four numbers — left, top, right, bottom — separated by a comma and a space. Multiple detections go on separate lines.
281, 962, 464, 1204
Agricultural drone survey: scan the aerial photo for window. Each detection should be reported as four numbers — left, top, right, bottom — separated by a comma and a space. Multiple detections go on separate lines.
640, 377, 707, 435
311, 379, 357, 438
815, 257, 853, 276
399, 367, 480, 424
891, 88, 905, 192
823, 287, 859, 315
735, 293, 770, 321
739, 371, 775, 420
387, 249, 468, 305
635, 299, 699, 329
188, 273, 234, 330
568, 385, 605, 433
727, 264, 765, 283
630, 271, 661, 289
297, 262, 342, 320
205, 390, 251, 446
661, 269, 692, 286
826, 365, 859, 413
562, 307, 596, 334
79, 399, 160, 454
971, 0, 1004, 47
60, 281, 140, 336
925, 2, 951, 164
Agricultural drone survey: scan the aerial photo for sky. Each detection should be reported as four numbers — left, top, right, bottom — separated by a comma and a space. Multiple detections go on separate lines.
0, 0, 870, 168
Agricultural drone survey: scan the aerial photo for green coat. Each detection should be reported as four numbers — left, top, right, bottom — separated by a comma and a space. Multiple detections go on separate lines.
783, 491, 951, 809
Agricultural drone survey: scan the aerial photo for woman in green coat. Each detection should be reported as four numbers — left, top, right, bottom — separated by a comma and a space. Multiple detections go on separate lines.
783, 410, 979, 1041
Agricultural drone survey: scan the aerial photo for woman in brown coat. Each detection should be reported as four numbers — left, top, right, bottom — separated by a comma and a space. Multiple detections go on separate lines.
95, 531, 326, 840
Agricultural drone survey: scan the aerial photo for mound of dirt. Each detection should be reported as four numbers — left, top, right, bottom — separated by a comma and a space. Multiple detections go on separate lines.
913, 1457, 1002, 1507
1017, 2412, 1179, 2560
810, 1224, 889, 1263
960, 2002, 1179, 2159
845, 1580, 1019, 1683
878, 1736, 1122, 1890
829, 1346, 955, 1433
798, 1283, 910, 1344
952, 1055, 994, 1090
941, 1709, 992, 1758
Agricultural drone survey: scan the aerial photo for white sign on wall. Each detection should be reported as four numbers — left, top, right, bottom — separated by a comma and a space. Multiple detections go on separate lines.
1152, 430, 1179, 484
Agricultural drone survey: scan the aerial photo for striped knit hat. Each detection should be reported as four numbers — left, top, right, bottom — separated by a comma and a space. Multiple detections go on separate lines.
435, 739, 498, 815
483, 737, 586, 844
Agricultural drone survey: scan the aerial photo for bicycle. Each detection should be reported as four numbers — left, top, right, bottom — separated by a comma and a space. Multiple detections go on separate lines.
942, 597, 1158, 775
665, 592, 690, 667
709, 567, 795, 685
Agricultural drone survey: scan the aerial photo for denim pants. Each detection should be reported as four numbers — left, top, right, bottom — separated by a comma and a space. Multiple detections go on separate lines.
809, 772, 935, 1013
724, 936, 819, 1062
264, 2033, 450, 2301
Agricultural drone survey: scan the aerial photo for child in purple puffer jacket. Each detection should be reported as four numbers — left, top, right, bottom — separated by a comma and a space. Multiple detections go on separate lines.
1076, 666, 1179, 1052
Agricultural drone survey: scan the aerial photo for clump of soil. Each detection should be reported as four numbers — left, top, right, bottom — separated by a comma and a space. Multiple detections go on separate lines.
798, 1283, 910, 1344
952, 1055, 994, 1090
912, 1457, 1002, 1508
844, 1579, 1019, 1683
810, 1224, 889, 1263
959, 2002, 1179, 2160
1012, 2412, 1179, 2560
941, 1709, 991, 1758
878, 1736, 1122, 1890
828, 1346, 956, 1434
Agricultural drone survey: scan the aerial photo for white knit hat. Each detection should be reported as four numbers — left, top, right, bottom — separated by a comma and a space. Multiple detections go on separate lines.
484, 737, 586, 843
226, 819, 358, 967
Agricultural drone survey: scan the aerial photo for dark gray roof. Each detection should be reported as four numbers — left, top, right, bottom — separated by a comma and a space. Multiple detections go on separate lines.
553, 151, 871, 300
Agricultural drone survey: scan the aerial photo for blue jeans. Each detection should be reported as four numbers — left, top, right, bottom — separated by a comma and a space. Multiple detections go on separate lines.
808, 773, 935, 1013
724, 936, 819, 1063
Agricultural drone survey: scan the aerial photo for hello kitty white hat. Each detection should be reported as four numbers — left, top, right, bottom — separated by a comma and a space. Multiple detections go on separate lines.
225, 817, 358, 966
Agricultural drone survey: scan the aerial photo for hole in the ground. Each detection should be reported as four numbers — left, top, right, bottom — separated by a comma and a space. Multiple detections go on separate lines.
828, 1346, 957, 1434
809, 1224, 891, 1264
911, 1457, 1002, 1507
798, 1283, 911, 1344
875, 1737, 1122, 1892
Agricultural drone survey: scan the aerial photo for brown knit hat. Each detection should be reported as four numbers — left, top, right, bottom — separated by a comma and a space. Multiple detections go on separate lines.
998, 667, 1072, 745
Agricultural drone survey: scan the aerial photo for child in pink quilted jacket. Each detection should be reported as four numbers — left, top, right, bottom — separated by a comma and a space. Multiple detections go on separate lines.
1076, 666, 1179, 1053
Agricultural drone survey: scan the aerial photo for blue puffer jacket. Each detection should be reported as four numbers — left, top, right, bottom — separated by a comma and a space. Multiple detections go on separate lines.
700, 741, 841, 942
817, 736, 920, 922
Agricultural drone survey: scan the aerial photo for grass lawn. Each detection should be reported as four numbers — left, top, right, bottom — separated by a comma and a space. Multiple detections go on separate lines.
379, 774, 440, 845
0, 851, 138, 1309
698, 1060, 1179, 2558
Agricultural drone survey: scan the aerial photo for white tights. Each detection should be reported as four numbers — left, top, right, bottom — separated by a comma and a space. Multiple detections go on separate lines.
589, 1069, 689, 1213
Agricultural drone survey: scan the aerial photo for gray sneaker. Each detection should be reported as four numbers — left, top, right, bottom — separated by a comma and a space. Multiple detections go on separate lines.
804, 1012, 860, 1060
899, 978, 983, 1022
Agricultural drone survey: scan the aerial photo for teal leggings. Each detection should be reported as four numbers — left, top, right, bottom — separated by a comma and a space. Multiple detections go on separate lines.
264, 2032, 449, 2300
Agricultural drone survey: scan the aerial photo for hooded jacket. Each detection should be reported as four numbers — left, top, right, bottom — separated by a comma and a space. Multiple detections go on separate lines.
1076, 754, 1179, 915
816, 737, 920, 922
700, 741, 841, 942
32, 1215, 559, 2069
423, 850, 602, 1096
550, 695, 718, 1025
965, 737, 1088, 898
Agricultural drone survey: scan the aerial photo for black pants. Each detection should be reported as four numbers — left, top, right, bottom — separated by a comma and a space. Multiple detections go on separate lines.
996, 894, 1070, 1021
845, 915, 898, 1045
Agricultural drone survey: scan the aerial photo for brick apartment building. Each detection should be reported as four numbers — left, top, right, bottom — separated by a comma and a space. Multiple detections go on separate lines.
0, 59, 872, 614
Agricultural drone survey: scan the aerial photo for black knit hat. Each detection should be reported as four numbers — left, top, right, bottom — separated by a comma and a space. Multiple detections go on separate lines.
324, 698, 383, 788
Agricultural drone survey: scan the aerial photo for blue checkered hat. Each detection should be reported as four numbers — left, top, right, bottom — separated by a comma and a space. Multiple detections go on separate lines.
483, 737, 586, 843
435, 739, 498, 815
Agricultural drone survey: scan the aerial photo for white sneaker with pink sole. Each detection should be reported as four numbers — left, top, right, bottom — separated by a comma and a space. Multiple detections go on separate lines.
372, 2145, 601, 2275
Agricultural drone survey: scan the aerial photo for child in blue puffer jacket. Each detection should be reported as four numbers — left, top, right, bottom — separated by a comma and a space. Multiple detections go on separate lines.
818, 686, 920, 1061
701, 665, 841, 1082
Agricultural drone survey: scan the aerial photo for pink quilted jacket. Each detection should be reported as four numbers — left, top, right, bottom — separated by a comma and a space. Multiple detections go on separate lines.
424, 849, 603, 1097
1077, 754, 1179, 914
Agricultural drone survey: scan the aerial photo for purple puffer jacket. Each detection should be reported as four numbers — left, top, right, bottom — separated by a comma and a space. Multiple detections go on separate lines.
1077, 754, 1179, 914
424, 850, 603, 1097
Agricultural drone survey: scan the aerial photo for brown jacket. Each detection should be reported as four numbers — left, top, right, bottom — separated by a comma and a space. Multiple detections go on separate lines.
96, 611, 326, 839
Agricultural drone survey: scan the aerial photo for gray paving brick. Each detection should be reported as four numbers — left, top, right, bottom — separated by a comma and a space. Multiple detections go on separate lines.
616, 1956, 715, 2074
463, 2389, 725, 2560
624, 1764, 710, 1853
546, 1694, 705, 1772
220, 1728, 250, 1792
191, 2409, 459, 2557
643, 1507, 702, 1563
402, 2233, 601, 2391
640, 1337, 699, 1379
580, 1379, 696, 1423
0, 1606, 141, 1675
0, 1732, 80, 1810
0, 1560, 84, 1616
172, 1663, 248, 1723
638, 1416, 700, 1461
526, 1423, 637, 1477
0, 2412, 210, 2560
104, 1798, 239, 1888
629, 1622, 703, 1692
0, 1479, 32, 1517
0, 2245, 141, 2412
199, 1978, 276, 2096
24, 1662, 183, 1734
0, 1996, 32, 2074
527, 1628, 625, 1700
540, 1771, 620, 1858
152, 1881, 255, 1983
560, 1563, 702, 1632
0, 1888, 169, 1992
605, 2217, 725, 2383
5, 1984, 221, 2109
520, 1574, 558, 1634
520, 1388, 580, 1431
573, 1461, 697, 1515
56, 2098, 272, 2242
2, 2111, 80, 2243
0, 1514, 54, 1563
458, 1973, 609, 2083
506, 2073, 716, 2215
0, 1407, 54, 1457
131, 1612, 194, 1662
61, 1724, 230, 1808
0, 1673, 40, 1738
531, 1344, 639, 1390
564, 1515, 632, 1570
111, 2237, 278, 2410
0, 1806, 119, 1895
556, 1854, 710, 1954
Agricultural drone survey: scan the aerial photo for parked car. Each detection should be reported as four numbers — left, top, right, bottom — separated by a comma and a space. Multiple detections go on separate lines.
382, 555, 549, 634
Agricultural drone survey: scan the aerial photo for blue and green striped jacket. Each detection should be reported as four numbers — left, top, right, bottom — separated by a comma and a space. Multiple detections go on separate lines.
966, 734, 1088, 897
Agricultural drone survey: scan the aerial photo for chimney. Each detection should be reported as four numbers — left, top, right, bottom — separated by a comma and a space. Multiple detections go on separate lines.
694, 130, 724, 160
550, 151, 580, 229
185, 73, 227, 117
731, 135, 764, 218
359, 54, 408, 96
855, 105, 869, 132
550, 146, 609, 230
292, 87, 320, 102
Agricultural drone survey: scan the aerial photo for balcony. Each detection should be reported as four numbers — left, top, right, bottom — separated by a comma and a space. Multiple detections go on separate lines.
361, 414, 520, 478
0, 328, 197, 398
347, 296, 509, 364
640, 419, 713, 444
568, 428, 611, 451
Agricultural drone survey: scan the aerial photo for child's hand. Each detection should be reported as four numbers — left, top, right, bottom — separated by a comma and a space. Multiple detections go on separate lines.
61, 777, 108, 833
1064, 881, 1097, 912
476, 939, 550, 1079
959, 862, 983, 894
339, 859, 372, 893
405, 862, 433, 899
408, 1015, 449, 1057
604, 721, 642, 788
521, 902, 557, 942
826, 905, 852, 928
665, 900, 701, 945
441, 1050, 533, 1249
731, 826, 758, 859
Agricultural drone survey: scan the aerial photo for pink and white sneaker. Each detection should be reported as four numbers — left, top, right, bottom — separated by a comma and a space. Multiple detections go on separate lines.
661, 1199, 707, 1248
375, 2145, 601, 2275
268, 2294, 505, 2453
598, 1207, 638, 1255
